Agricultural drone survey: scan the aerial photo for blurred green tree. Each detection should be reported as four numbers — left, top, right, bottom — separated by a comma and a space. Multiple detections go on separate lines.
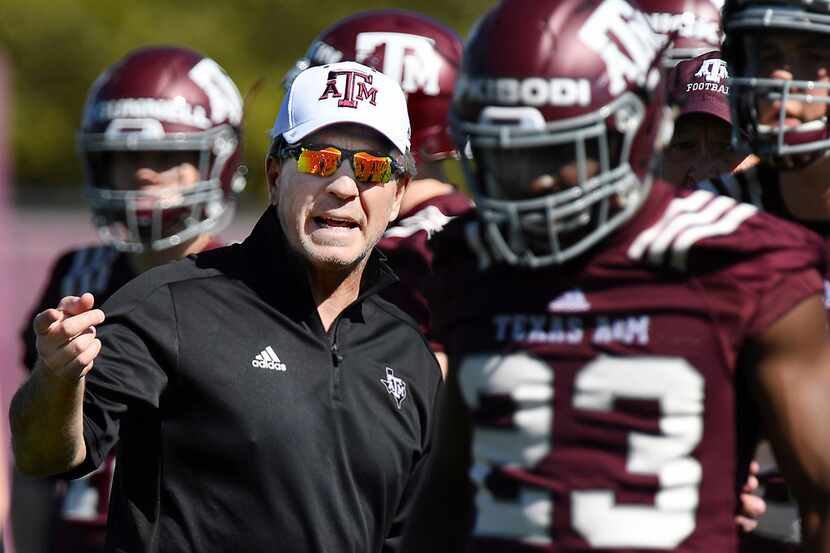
0, 0, 493, 203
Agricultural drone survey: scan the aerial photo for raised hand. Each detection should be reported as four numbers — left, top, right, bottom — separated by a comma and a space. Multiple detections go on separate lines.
33, 292, 105, 381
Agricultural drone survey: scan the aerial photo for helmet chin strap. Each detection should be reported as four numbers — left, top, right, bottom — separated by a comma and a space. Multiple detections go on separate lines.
656, 107, 675, 151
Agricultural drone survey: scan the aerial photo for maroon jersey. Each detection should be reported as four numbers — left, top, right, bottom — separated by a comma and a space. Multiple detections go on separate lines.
20, 241, 221, 553
430, 180, 825, 553
697, 167, 830, 551
377, 189, 472, 350
697, 165, 830, 279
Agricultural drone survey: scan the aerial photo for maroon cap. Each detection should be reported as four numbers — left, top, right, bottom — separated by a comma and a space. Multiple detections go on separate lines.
667, 50, 731, 125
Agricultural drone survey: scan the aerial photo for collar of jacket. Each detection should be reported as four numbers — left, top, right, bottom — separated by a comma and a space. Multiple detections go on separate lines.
238, 205, 400, 330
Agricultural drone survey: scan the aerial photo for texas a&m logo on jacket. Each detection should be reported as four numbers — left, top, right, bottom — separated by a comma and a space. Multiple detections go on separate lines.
380, 367, 407, 409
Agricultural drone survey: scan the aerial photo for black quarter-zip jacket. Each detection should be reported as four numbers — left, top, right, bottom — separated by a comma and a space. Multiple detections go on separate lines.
74, 206, 443, 553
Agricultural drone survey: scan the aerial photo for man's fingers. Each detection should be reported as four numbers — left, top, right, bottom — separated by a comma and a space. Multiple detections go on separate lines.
733, 154, 760, 174
45, 310, 105, 343
742, 474, 760, 493
77, 339, 103, 378
33, 308, 65, 335
735, 515, 759, 533
36, 310, 103, 368
58, 336, 101, 380
740, 492, 767, 518
58, 293, 96, 316
41, 329, 98, 371
735, 489, 766, 533
57, 295, 82, 311
34, 294, 99, 336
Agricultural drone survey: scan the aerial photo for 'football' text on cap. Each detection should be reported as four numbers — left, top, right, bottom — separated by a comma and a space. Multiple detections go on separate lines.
667, 50, 732, 125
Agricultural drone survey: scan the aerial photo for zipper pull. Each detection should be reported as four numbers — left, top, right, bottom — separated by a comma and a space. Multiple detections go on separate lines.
331, 343, 344, 365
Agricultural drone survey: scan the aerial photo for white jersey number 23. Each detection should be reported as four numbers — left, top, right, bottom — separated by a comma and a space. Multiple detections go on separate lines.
459, 353, 704, 549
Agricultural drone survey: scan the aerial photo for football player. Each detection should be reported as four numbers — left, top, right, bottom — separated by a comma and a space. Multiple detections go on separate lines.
695, 0, 830, 550
662, 51, 747, 187
428, 0, 830, 551
284, 9, 473, 377
11, 46, 245, 553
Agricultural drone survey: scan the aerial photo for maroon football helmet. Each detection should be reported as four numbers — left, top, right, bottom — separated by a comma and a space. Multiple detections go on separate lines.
284, 10, 462, 164
79, 46, 245, 252
452, 0, 673, 267
723, 0, 830, 169
638, 0, 723, 66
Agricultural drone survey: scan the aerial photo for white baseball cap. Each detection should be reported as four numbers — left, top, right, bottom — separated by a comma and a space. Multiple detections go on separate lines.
272, 61, 411, 155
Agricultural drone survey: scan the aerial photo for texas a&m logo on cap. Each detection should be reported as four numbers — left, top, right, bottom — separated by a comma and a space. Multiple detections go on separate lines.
688, 57, 729, 94
319, 69, 378, 108
694, 58, 728, 84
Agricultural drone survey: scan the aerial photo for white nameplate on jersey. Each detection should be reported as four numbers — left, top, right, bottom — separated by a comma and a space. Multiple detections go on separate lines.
824, 280, 830, 310
578, 0, 665, 95
493, 314, 651, 345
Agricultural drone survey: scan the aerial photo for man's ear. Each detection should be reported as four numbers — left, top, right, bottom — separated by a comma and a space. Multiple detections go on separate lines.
388, 175, 409, 223
266, 156, 281, 206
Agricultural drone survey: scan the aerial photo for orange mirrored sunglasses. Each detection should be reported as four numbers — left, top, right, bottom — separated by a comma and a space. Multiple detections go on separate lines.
280, 143, 404, 183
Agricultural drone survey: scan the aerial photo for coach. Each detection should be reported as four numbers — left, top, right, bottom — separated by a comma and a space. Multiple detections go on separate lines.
10, 61, 442, 553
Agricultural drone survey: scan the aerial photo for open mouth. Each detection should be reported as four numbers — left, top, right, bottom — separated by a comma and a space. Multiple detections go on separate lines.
314, 216, 359, 229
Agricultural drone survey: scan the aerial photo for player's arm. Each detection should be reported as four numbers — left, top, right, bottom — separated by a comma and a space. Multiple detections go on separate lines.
752, 293, 830, 553
10, 293, 104, 476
